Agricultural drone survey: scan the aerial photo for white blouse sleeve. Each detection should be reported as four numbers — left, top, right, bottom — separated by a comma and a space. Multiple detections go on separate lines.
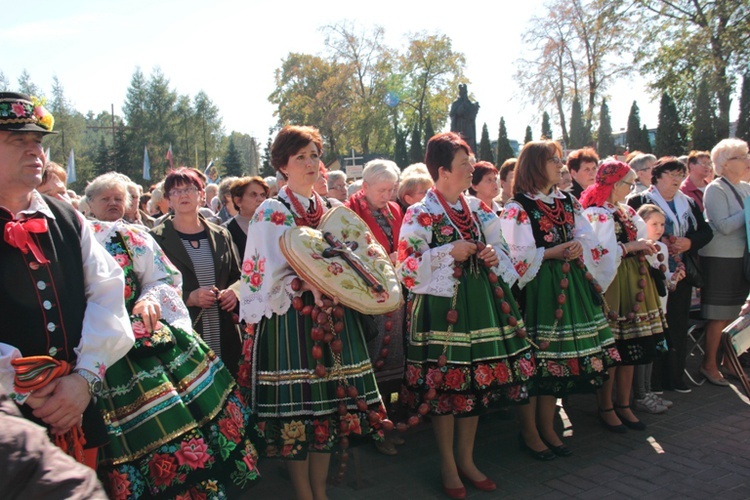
0, 344, 23, 402
239, 199, 301, 324
75, 215, 135, 380
571, 197, 609, 279
396, 204, 456, 297
498, 201, 545, 289
583, 207, 619, 292
122, 224, 193, 333
469, 197, 519, 287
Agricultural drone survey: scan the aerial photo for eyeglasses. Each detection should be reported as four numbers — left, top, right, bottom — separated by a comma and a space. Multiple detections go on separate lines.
728, 154, 750, 161
664, 171, 686, 180
622, 181, 636, 191
169, 186, 199, 197
547, 157, 563, 165
244, 191, 267, 199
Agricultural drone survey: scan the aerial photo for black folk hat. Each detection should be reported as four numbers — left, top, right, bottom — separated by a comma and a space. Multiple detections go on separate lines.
0, 92, 57, 134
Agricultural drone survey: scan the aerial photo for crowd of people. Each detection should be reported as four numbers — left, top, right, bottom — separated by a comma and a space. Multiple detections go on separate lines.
2, 90, 750, 500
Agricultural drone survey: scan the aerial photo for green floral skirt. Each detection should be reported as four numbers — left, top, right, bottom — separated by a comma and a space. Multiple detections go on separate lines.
238, 292, 386, 460
523, 260, 620, 397
604, 255, 667, 365
403, 266, 535, 417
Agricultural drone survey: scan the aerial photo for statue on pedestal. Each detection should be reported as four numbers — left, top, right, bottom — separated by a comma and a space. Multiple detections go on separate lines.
449, 83, 480, 153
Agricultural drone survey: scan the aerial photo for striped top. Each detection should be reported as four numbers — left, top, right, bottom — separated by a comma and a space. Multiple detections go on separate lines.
177, 230, 222, 357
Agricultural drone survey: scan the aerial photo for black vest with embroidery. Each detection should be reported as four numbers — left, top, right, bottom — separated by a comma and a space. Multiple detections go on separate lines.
513, 192, 576, 249
612, 209, 638, 244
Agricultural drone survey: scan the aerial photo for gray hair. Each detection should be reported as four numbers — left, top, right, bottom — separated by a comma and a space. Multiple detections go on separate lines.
151, 182, 165, 204
85, 172, 132, 206
218, 176, 239, 202
615, 168, 637, 188
347, 179, 363, 198
711, 138, 748, 176
327, 170, 347, 188
362, 159, 399, 185
628, 153, 657, 172
401, 162, 429, 179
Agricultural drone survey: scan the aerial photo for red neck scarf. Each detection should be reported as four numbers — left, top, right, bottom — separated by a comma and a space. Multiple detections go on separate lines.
4, 217, 50, 264
345, 189, 403, 253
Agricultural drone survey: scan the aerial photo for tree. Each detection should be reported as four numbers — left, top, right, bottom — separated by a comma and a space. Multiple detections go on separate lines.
394, 125, 409, 168
496, 117, 515, 166
541, 111, 553, 139
633, 0, 749, 139
94, 137, 113, 176
568, 94, 589, 148
478, 123, 494, 162
193, 91, 223, 168
655, 92, 685, 156
626, 101, 643, 152
641, 125, 653, 154
0, 71, 8, 91
597, 99, 615, 156
17, 70, 41, 97
692, 79, 717, 150
222, 137, 244, 177
261, 131, 274, 178
524, 126, 533, 144
423, 116, 435, 151
737, 74, 750, 143
409, 124, 423, 164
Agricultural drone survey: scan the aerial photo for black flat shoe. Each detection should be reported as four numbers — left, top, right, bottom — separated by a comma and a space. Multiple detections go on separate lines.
518, 434, 556, 461
540, 436, 573, 457
598, 407, 627, 434
614, 404, 646, 431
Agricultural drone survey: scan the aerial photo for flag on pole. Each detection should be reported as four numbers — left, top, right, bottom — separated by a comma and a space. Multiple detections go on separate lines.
143, 146, 151, 181
66, 148, 76, 183
166, 144, 174, 170
203, 160, 214, 183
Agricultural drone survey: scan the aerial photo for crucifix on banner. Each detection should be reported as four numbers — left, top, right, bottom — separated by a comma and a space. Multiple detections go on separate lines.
344, 149, 364, 179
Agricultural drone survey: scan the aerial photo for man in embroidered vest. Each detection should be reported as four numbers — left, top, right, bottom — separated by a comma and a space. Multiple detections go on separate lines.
0, 92, 134, 468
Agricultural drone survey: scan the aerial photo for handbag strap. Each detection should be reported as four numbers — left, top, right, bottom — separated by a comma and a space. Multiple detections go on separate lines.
721, 177, 745, 208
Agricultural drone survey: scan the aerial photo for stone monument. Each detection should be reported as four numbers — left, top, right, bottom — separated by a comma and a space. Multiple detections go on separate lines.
449, 83, 480, 153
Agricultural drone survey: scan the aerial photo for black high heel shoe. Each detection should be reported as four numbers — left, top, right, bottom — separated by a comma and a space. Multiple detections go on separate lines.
540, 436, 573, 457
598, 407, 627, 434
518, 434, 556, 461
614, 404, 646, 431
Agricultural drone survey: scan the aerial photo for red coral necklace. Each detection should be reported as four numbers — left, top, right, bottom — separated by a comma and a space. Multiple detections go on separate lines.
535, 197, 566, 226
432, 188, 476, 240
284, 186, 324, 228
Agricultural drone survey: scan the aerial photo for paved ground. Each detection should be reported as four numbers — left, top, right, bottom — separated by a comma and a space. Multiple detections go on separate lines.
245, 350, 750, 499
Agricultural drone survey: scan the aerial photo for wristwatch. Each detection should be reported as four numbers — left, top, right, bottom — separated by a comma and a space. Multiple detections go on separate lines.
74, 369, 103, 397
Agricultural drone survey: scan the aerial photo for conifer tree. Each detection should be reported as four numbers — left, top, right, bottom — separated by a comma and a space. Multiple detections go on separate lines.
524, 126, 533, 144
409, 124, 423, 164
496, 117, 515, 166
541, 111, 553, 140
640, 125, 653, 154
597, 99, 615, 157
692, 79, 717, 151
626, 101, 642, 153
479, 123, 494, 162
655, 92, 685, 157
569, 95, 588, 149
394, 126, 409, 168
423, 116, 435, 153
737, 74, 750, 144
223, 136, 244, 177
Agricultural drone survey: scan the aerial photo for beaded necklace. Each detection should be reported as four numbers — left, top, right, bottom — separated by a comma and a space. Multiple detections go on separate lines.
432, 188, 476, 240
284, 186, 324, 228
534, 197, 566, 225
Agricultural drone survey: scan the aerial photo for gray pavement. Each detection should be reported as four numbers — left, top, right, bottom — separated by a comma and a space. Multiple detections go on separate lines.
246, 354, 750, 499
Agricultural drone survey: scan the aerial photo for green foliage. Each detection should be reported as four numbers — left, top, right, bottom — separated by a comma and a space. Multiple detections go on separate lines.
496, 117, 515, 166
597, 99, 615, 156
692, 79, 718, 150
0, 71, 8, 91
94, 137, 113, 176
626, 101, 642, 152
423, 116, 435, 152
222, 137, 244, 177
640, 125, 653, 154
524, 126, 533, 144
17, 69, 41, 97
568, 95, 589, 149
655, 92, 685, 157
737, 74, 750, 143
394, 125, 409, 168
479, 123, 494, 162
261, 132, 274, 178
541, 111, 553, 140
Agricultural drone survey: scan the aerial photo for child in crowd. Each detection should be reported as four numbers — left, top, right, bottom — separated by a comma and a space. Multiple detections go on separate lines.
635, 204, 686, 413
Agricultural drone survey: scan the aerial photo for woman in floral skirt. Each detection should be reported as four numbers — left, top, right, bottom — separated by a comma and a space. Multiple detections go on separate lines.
398, 132, 535, 499
580, 161, 667, 432
85, 173, 261, 499
238, 125, 387, 500
499, 141, 620, 458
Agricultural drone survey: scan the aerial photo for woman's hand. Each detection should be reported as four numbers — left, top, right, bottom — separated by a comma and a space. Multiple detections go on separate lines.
389, 251, 398, 265
187, 287, 218, 309
671, 267, 686, 284
741, 298, 750, 317
132, 298, 162, 332
478, 244, 500, 268
450, 241, 477, 262
545, 240, 582, 261
663, 236, 692, 255
217, 289, 238, 312
627, 239, 658, 255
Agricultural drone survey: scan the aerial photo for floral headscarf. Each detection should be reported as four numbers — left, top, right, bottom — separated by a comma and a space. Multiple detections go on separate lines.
579, 160, 631, 208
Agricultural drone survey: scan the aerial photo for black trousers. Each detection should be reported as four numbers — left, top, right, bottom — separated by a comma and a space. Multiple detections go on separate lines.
657, 279, 693, 387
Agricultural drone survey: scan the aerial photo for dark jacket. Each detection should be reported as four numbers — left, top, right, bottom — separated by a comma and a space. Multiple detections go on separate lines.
150, 215, 243, 375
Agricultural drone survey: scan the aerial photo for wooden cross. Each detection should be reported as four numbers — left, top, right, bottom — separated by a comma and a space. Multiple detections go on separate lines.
321, 231, 385, 293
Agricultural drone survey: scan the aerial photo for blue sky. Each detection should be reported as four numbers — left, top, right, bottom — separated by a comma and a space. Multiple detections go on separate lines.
4, 0, 666, 144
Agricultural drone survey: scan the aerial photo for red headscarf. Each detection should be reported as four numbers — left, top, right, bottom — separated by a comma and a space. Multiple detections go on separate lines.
579, 160, 632, 208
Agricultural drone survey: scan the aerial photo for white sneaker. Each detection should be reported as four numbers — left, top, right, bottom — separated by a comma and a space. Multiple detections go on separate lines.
651, 393, 673, 408
634, 394, 668, 414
